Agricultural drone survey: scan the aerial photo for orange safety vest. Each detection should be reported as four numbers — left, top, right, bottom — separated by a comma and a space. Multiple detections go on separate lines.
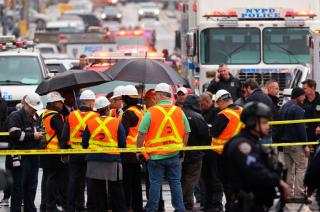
109, 108, 122, 120
87, 116, 120, 154
42, 110, 64, 150
68, 110, 98, 149
126, 106, 144, 148
211, 106, 243, 154
145, 104, 185, 155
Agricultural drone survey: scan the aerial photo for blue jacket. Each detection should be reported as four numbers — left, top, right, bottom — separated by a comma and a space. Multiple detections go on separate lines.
279, 100, 307, 142
82, 120, 126, 162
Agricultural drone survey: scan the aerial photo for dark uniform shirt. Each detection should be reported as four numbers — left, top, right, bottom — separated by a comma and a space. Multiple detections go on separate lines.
301, 92, 320, 142
222, 129, 281, 210
207, 74, 241, 101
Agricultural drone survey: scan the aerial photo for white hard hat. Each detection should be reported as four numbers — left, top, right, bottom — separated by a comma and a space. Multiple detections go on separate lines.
95, 96, 111, 110
46, 91, 65, 103
215, 89, 232, 101
122, 85, 138, 96
177, 87, 188, 95
80, 90, 96, 100
25, 93, 43, 111
111, 86, 125, 99
155, 83, 171, 93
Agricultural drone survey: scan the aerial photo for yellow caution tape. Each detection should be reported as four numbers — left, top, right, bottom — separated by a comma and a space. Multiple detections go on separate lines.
269, 118, 320, 125
0, 141, 318, 155
0, 132, 9, 136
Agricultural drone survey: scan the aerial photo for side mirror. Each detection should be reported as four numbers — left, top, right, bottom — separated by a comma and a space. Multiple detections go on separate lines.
186, 32, 196, 57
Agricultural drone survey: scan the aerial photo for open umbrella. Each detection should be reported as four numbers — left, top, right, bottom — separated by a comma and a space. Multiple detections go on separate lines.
105, 59, 186, 85
36, 69, 112, 95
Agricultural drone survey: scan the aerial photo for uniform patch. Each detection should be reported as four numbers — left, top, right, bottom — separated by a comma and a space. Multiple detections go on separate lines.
246, 155, 256, 166
238, 142, 252, 155
231, 82, 235, 87
316, 105, 320, 111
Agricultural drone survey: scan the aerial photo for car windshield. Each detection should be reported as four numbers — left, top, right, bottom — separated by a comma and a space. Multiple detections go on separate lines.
200, 28, 261, 64
115, 37, 146, 46
0, 56, 43, 84
39, 48, 55, 54
46, 64, 67, 73
104, 7, 120, 14
263, 27, 309, 64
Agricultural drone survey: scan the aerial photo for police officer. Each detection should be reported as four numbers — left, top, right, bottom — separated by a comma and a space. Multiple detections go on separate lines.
121, 85, 144, 212
223, 102, 289, 212
7, 93, 44, 212
202, 89, 243, 212
61, 90, 98, 212
82, 96, 127, 212
40, 91, 68, 212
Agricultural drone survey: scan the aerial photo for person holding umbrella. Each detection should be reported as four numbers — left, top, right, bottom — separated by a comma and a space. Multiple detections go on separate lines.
82, 96, 127, 212
136, 83, 191, 212
61, 90, 99, 212
121, 85, 144, 212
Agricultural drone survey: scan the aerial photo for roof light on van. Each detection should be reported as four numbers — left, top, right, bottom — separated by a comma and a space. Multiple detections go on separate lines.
204, 10, 237, 18
285, 10, 316, 18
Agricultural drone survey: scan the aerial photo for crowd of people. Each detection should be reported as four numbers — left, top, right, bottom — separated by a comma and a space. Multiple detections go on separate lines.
1, 64, 320, 212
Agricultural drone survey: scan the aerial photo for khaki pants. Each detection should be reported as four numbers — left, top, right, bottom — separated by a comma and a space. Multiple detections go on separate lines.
283, 146, 308, 198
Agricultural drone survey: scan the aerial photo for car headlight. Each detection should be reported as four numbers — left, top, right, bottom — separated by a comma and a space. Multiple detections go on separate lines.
101, 14, 106, 19
138, 10, 144, 15
117, 14, 122, 18
154, 10, 160, 15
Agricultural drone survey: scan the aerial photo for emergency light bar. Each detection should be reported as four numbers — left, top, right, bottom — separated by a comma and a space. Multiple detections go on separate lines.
204, 10, 237, 18
89, 51, 163, 60
285, 10, 316, 18
0, 35, 16, 44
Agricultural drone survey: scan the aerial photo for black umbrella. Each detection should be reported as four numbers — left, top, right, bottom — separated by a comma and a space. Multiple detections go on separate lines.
36, 69, 112, 95
105, 59, 185, 85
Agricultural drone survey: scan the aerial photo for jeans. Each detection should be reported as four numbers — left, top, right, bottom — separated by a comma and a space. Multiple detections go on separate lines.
146, 155, 185, 212
11, 156, 40, 212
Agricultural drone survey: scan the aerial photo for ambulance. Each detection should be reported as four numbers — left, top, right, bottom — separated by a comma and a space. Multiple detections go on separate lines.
181, 0, 320, 95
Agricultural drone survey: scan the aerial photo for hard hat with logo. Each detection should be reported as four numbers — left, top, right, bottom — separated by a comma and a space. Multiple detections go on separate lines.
111, 86, 125, 99
122, 85, 138, 96
25, 93, 43, 111
155, 83, 171, 93
215, 89, 232, 101
95, 96, 111, 110
241, 102, 272, 129
46, 91, 65, 103
80, 90, 96, 100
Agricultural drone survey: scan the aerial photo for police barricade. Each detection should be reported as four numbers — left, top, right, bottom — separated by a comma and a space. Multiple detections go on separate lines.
0, 118, 319, 155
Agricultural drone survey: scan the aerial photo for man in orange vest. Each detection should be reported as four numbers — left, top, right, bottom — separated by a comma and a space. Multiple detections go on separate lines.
61, 89, 98, 212
120, 85, 144, 212
136, 82, 191, 212
82, 96, 127, 212
202, 89, 243, 212
40, 91, 68, 212
109, 85, 124, 118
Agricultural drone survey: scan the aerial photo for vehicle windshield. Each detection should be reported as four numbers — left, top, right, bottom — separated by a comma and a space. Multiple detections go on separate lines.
200, 28, 261, 64
263, 27, 309, 64
39, 48, 55, 54
115, 37, 146, 46
0, 56, 43, 84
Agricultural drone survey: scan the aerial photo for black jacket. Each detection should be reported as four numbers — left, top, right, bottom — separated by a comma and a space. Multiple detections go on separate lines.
183, 95, 210, 163
207, 74, 241, 101
40, 104, 65, 169
301, 92, 320, 142
7, 107, 40, 150
246, 89, 278, 120
223, 129, 281, 209
279, 100, 307, 142
202, 106, 220, 127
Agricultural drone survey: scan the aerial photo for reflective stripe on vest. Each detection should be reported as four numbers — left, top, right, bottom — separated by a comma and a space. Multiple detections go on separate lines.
42, 110, 63, 150
145, 105, 184, 155
69, 110, 97, 149
88, 116, 119, 154
126, 106, 143, 148
212, 107, 243, 154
